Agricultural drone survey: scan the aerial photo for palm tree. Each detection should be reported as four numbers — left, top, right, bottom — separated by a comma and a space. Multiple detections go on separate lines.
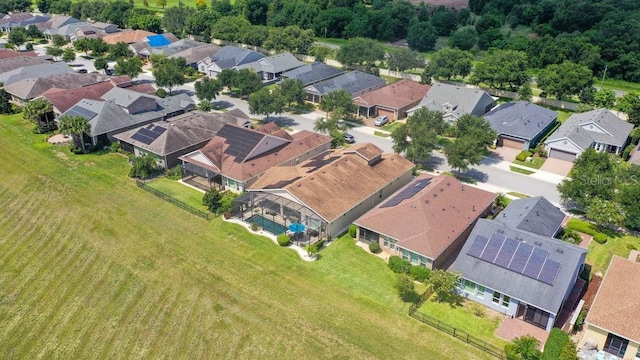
511, 335, 541, 360
58, 115, 91, 153
23, 98, 54, 132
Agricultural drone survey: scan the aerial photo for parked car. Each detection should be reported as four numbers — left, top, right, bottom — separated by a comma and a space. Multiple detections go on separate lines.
76, 68, 87, 74
105, 68, 115, 76
344, 133, 355, 144
374, 115, 389, 127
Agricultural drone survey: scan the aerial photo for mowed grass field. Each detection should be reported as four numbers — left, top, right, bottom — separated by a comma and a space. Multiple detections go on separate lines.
0, 113, 491, 359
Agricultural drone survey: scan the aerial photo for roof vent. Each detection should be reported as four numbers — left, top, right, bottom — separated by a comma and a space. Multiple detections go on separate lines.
535, 241, 542, 246
498, 229, 504, 233
556, 248, 564, 254
516, 236, 523, 241
433, 193, 437, 198
411, 204, 417, 208
440, 188, 444, 192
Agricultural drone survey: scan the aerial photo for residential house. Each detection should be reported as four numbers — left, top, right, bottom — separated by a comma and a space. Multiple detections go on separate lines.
114, 109, 251, 169
484, 101, 558, 150
236, 144, 415, 240
179, 123, 332, 192
406, 82, 496, 124
197, 46, 265, 78
236, 52, 304, 83
449, 198, 586, 332
0, 56, 53, 77
0, 13, 50, 32
129, 33, 181, 58
494, 196, 567, 238
0, 62, 70, 86
72, 22, 120, 41
280, 62, 344, 87
582, 255, 640, 359
354, 175, 496, 269
41, 15, 82, 39
102, 29, 155, 45
304, 70, 387, 103
58, 87, 194, 146
544, 109, 634, 161
4, 72, 109, 104
353, 79, 431, 120
0, 49, 38, 59
169, 43, 221, 68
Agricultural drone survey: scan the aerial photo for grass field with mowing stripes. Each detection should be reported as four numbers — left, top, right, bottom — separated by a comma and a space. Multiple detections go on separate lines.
0, 113, 491, 359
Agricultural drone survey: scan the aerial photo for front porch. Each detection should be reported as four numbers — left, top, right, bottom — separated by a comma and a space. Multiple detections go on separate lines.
232, 192, 328, 245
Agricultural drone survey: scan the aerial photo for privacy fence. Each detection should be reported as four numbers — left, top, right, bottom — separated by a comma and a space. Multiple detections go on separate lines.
136, 180, 211, 221
408, 289, 507, 360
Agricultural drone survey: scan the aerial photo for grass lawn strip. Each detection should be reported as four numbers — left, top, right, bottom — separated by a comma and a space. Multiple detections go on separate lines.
145, 177, 207, 211
509, 165, 535, 175
506, 191, 530, 199
0, 113, 491, 359
513, 157, 545, 169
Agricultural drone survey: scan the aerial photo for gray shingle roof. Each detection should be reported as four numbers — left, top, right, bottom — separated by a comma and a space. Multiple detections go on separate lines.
449, 219, 587, 314
0, 59, 65, 84
545, 109, 634, 149
210, 46, 265, 70
101, 87, 154, 107
169, 44, 220, 65
4, 72, 108, 101
408, 82, 495, 119
484, 102, 557, 141
280, 62, 344, 87
236, 52, 304, 74
304, 70, 386, 96
494, 197, 566, 237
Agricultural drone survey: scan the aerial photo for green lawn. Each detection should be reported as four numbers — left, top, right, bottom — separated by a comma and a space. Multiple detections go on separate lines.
380, 121, 403, 133
0, 113, 492, 358
416, 295, 508, 349
586, 233, 640, 275
507, 191, 530, 199
509, 165, 534, 175
513, 157, 546, 169
144, 177, 207, 211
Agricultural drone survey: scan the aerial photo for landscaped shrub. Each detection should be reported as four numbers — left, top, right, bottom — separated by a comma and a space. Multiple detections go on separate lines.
369, 242, 381, 253
388, 256, 411, 274
395, 274, 415, 302
623, 144, 635, 160
566, 218, 608, 244
250, 222, 260, 231
348, 224, 357, 238
218, 191, 239, 214
560, 229, 582, 245
504, 344, 519, 360
156, 88, 167, 98
165, 165, 182, 180
277, 233, 290, 246
593, 233, 607, 244
110, 141, 121, 153
469, 302, 486, 318
573, 309, 586, 332
410, 265, 431, 283
541, 328, 570, 360
128, 153, 160, 179
516, 150, 533, 161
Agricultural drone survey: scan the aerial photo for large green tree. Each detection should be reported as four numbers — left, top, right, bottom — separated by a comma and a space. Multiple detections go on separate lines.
391, 108, 446, 163
0, 89, 12, 115
249, 87, 285, 121
387, 48, 424, 72
279, 78, 306, 108
318, 90, 355, 117
231, 69, 263, 97
194, 77, 222, 105
407, 21, 437, 52
152, 56, 186, 95
313, 109, 348, 148
62, 48, 76, 63
557, 149, 619, 209
8, 27, 27, 50
427, 47, 473, 80
58, 115, 91, 153
444, 114, 496, 172
448, 27, 477, 51
616, 92, 640, 126
511, 336, 541, 360
114, 57, 143, 79
128, 13, 162, 33
427, 270, 460, 302
472, 49, 529, 90
163, 3, 196, 36
46, 46, 64, 61
24, 98, 55, 133
336, 37, 385, 68
537, 61, 594, 101
211, 16, 252, 43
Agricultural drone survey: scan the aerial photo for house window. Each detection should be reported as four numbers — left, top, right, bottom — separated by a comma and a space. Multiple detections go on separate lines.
604, 333, 629, 358
419, 256, 428, 267
383, 236, 396, 250
492, 291, 501, 304
410, 252, 419, 265
464, 280, 475, 293
502, 295, 511, 308
401, 249, 410, 261
476, 285, 485, 299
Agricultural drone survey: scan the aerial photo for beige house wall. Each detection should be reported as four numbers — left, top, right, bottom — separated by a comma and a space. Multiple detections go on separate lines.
583, 324, 640, 360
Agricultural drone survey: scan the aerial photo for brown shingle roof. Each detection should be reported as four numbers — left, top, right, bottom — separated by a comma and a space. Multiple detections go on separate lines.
0, 56, 49, 74
586, 256, 640, 342
169, 43, 220, 64
41, 81, 116, 113
5, 73, 110, 101
355, 175, 496, 259
250, 145, 415, 222
102, 29, 155, 44
353, 79, 430, 110
0, 49, 37, 59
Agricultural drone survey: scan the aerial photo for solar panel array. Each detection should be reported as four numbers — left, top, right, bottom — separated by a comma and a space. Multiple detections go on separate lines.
216, 125, 265, 162
130, 124, 167, 145
467, 233, 561, 285
66, 105, 97, 120
380, 178, 432, 208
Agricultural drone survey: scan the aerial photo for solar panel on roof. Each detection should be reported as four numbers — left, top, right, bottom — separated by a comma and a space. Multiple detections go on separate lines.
508, 242, 533, 273
523, 247, 548, 279
131, 132, 154, 145
217, 125, 265, 162
379, 178, 432, 208
67, 105, 97, 120
494, 237, 518, 268
538, 259, 561, 285
479, 234, 504, 262
467, 235, 489, 258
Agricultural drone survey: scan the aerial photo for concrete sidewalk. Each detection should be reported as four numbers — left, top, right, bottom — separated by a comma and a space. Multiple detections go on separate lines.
490, 161, 568, 185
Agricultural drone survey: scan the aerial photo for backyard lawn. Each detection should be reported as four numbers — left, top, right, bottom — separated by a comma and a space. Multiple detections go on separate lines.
586, 234, 640, 275
145, 177, 206, 211
0, 113, 492, 358
416, 295, 508, 349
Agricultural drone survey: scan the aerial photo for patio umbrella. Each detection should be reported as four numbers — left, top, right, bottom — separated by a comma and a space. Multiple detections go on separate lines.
288, 223, 306, 233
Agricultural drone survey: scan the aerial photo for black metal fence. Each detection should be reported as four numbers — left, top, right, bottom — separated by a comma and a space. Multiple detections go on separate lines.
408, 289, 507, 360
136, 180, 211, 221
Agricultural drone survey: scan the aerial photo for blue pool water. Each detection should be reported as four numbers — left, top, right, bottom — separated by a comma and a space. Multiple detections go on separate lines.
248, 215, 287, 235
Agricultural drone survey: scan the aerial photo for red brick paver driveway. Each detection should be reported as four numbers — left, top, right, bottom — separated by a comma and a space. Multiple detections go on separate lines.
540, 157, 573, 177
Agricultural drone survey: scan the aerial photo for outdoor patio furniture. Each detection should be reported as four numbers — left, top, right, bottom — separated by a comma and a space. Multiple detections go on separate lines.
595, 351, 606, 360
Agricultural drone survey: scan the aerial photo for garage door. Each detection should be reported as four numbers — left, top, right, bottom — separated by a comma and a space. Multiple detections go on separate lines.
549, 148, 577, 162
376, 108, 397, 121
501, 136, 525, 150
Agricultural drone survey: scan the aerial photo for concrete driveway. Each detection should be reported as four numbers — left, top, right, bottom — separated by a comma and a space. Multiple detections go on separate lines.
540, 157, 573, 177
490, 146, 520, 162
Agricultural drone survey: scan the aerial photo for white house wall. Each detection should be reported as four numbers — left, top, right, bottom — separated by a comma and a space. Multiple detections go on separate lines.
545, 138, 582, 154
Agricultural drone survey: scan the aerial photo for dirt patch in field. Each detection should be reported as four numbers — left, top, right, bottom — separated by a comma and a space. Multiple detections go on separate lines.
410, 0, 467, 9
48, 134, 71, 145
55, 151, 68, 160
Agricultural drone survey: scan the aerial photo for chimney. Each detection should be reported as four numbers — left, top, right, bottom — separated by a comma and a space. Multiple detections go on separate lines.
473, 205, 476, 211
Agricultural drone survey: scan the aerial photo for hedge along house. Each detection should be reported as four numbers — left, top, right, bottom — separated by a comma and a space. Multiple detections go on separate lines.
353, 79, 431, 120
483, 101, 558, 150
449, 218, 587, 332
354, 175, 496, 269
113, 109, 251, 169
582, 255, 640, 360
234, 144, 415, 241
179, 122, 332, 192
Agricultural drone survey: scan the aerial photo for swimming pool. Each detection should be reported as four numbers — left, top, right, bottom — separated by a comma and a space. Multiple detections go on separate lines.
247, 215, 287, 235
